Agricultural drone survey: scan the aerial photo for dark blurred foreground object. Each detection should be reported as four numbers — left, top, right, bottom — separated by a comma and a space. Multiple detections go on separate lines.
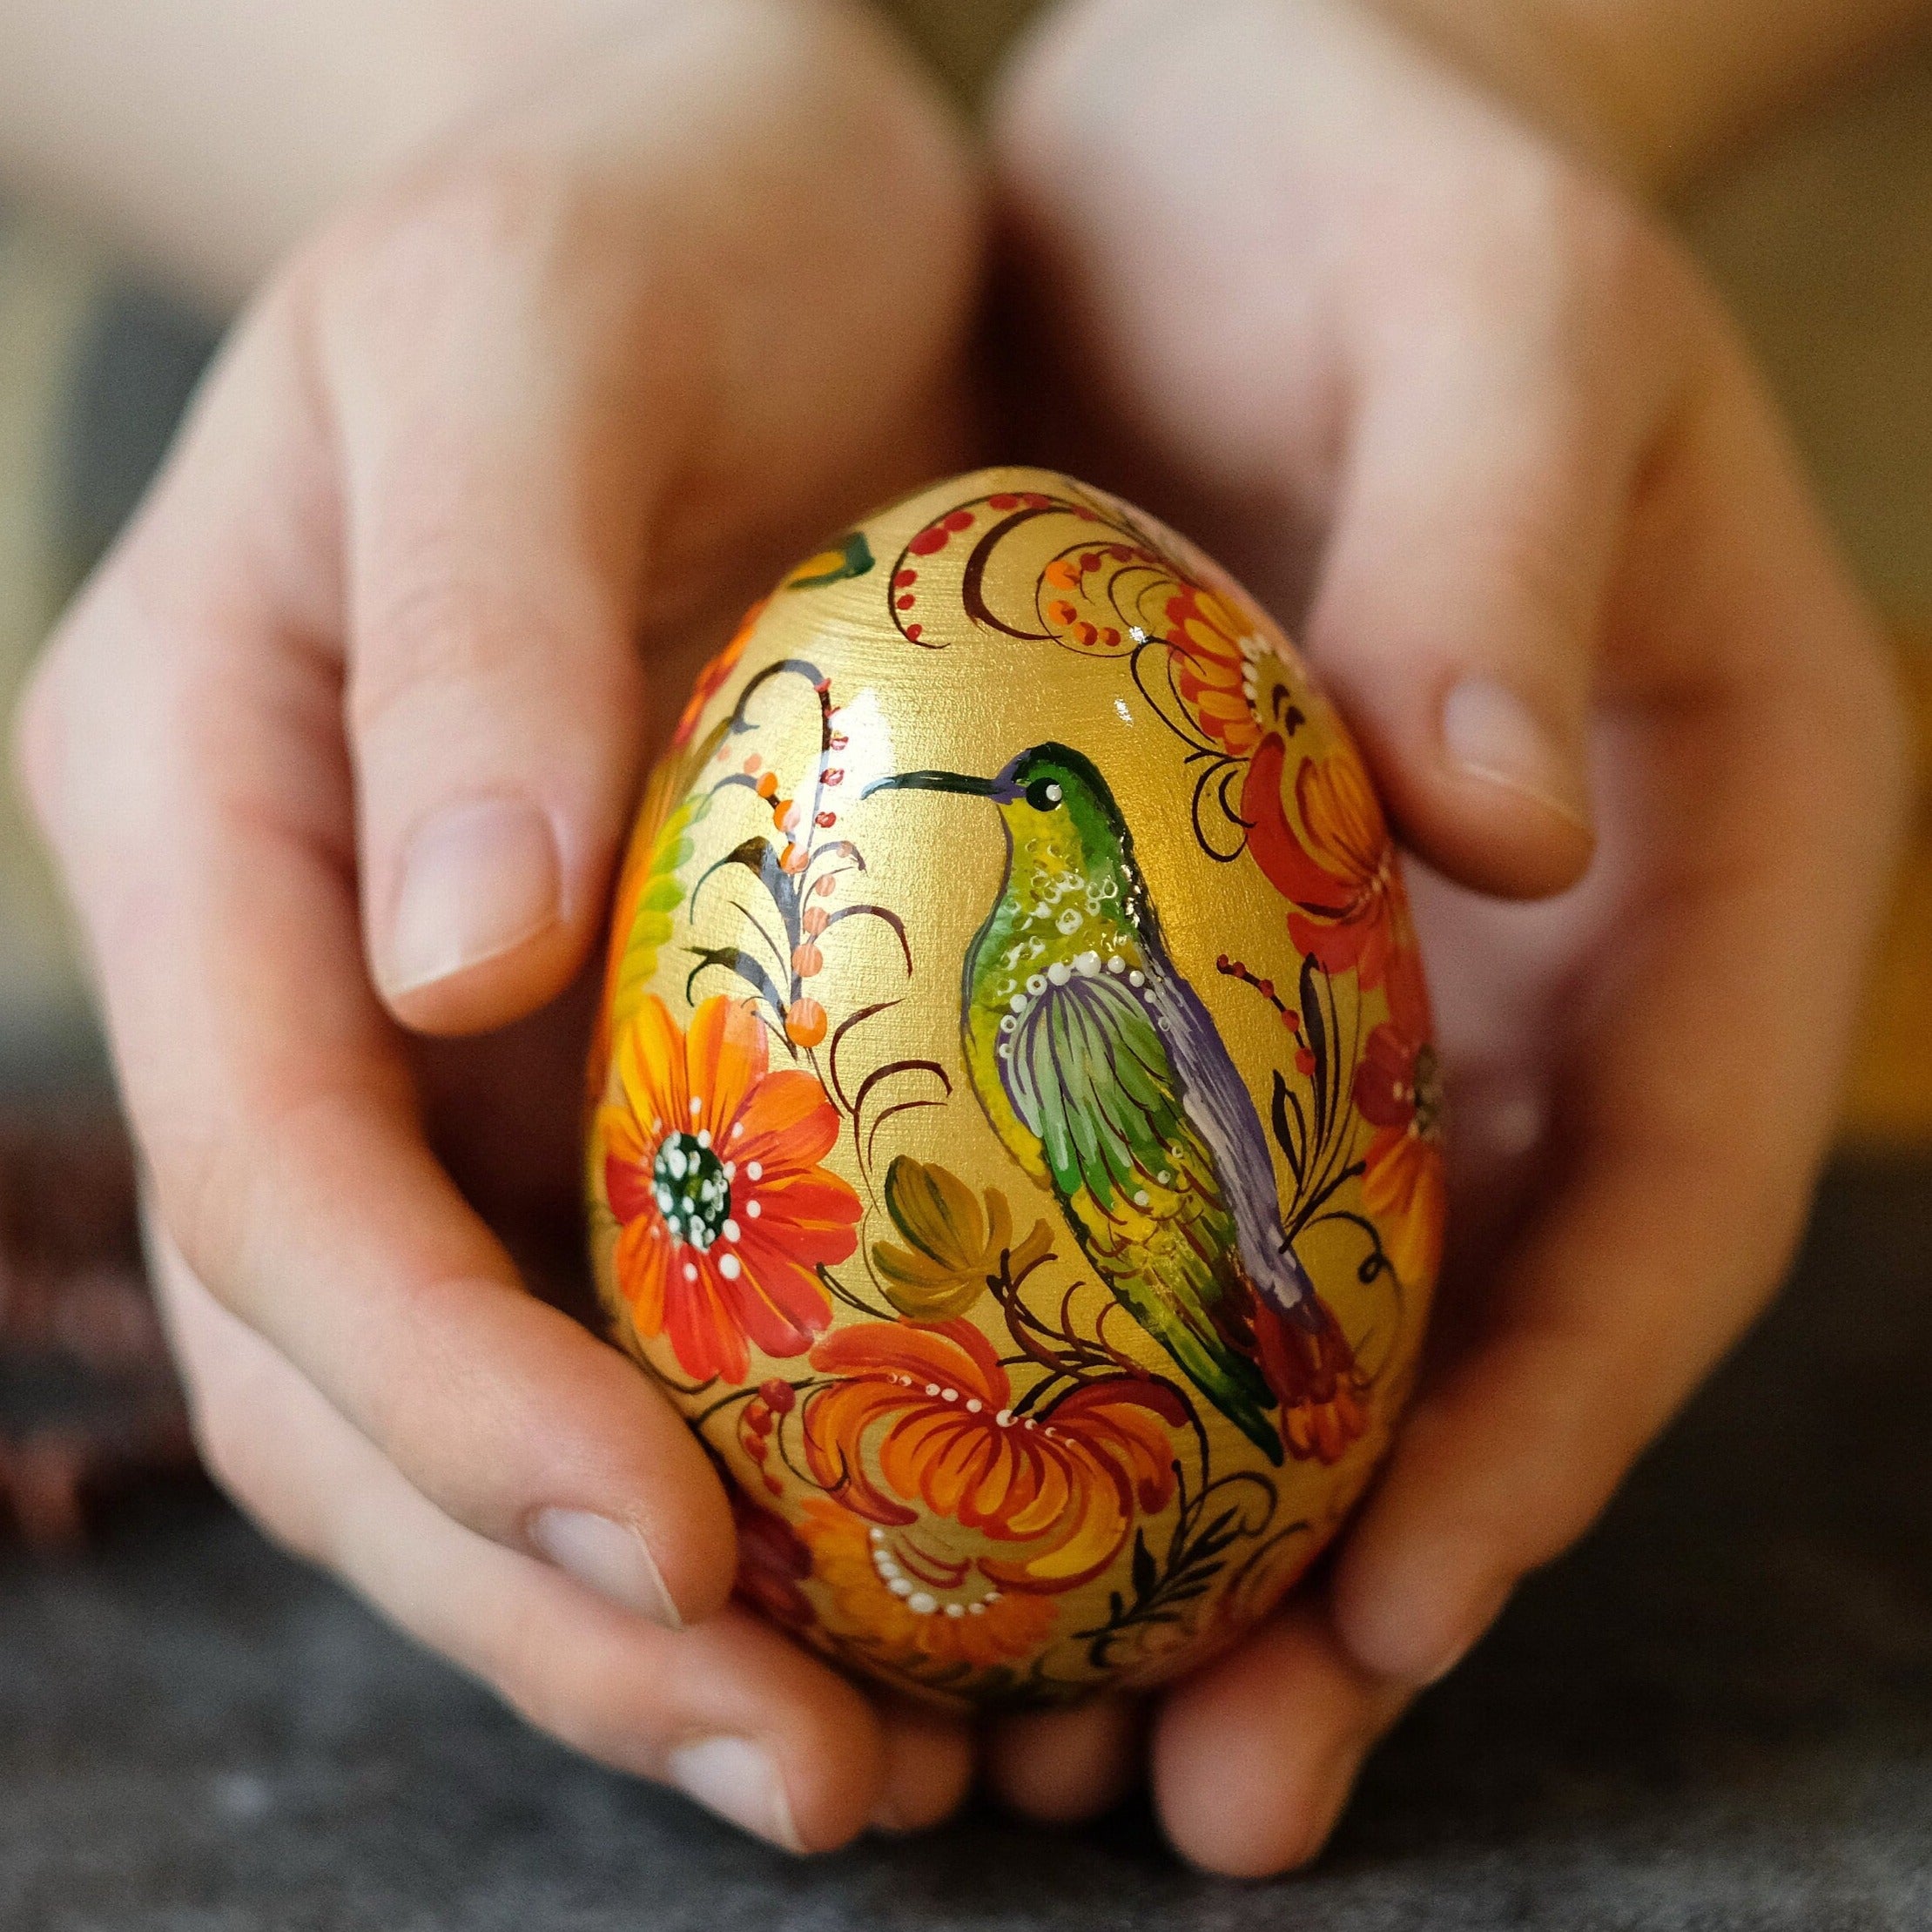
0, 1110, 195, 1550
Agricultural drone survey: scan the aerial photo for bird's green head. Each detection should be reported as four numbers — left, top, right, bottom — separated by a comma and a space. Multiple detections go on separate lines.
865, 742, 1132, 885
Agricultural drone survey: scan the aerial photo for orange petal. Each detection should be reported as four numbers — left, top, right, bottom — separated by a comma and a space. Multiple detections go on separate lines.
617, 996, 690, 1135
685, 995, 765, 1142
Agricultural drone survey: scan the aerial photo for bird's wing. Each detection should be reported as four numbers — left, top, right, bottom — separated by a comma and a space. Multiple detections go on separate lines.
1143, 967, 1367, 1466
1000, 969, 1281, 1459
1144, 968, 1316, 1318
1004, 967, 1197, 1213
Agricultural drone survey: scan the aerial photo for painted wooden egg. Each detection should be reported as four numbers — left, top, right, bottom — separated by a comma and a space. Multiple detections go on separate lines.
586, 468, 1443, 1706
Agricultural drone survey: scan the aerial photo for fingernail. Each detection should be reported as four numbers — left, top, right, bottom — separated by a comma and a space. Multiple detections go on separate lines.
666, 1736, 802, 1852
385, 794, 560, 994
529, 1507, 681, 1629
1440, 677, 1591, 830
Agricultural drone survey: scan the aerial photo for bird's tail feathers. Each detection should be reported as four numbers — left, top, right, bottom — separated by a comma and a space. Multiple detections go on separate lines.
1251, 1292, 1370, 1464
1130, 1288, 1283, 1466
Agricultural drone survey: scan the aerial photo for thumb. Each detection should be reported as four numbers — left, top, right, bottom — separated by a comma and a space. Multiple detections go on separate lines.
309, 213, 687, 1037
1305, 280, 1679, 900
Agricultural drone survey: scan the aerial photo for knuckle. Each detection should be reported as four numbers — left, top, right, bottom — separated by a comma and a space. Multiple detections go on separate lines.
343, 580, 643, 748
8, 589, 135, 851
1821, 618, 1914, 836
303, 145, 593, 339
175, 1342, 314, 1554
154, 1077, 403, 1327
343, 569, 516, 731
1545, 173, 1667, 311
10, 643, 68, 840
1474, 504, 1600, 674
185, 1380, 268, 1514
491, 1613, 667, 1767
1448, 151, 1691, 371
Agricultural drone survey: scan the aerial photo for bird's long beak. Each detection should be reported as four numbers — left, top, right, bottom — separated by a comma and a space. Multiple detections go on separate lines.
863, 768, 998, 800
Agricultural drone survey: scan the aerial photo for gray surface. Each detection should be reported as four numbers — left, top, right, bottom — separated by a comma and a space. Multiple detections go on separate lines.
3, 1159, 1929, 1930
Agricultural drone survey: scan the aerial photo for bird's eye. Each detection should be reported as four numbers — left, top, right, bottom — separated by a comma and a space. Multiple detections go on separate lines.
1025, 778, 1064, 811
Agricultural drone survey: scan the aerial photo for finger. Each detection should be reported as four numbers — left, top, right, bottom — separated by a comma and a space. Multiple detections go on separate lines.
24, 321, 735, 1628
1306, 190, 1696, 899
1331, 338, 1908, 1685
151, 1229, 888, 1855
982, 1695, 1142, 1825
1151, 1600, 1410, 1877
870, 1697, 976, 1835
314, 1, 985, 1037
314, 195, 661, 1035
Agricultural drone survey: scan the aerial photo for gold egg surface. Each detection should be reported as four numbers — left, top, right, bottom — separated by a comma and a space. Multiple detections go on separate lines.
586, 468, 1443, 1706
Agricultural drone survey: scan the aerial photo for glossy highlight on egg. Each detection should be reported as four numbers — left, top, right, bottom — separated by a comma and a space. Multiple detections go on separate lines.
586, 468, 1443, 1706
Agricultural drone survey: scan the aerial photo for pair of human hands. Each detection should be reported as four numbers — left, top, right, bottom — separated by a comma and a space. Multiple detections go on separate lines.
15, 0, 1905, 1876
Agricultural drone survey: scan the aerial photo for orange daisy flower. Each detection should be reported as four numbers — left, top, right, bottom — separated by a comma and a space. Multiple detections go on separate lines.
802, 1318, 1184, 1592
798, 1499, 1058, 1670
600, 995, 860, 1383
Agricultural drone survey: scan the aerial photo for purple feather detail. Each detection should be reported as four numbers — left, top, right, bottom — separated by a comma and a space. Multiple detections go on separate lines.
1144, 961, 1314, 1319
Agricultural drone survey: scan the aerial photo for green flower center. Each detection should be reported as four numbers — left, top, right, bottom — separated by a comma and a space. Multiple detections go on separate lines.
652, 1133, 731, 1250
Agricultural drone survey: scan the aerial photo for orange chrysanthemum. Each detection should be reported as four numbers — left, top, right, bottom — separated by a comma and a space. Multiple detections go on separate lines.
601, 995, 860, 1383
1144, 577, 1414, 1000
798, 1499, 1057, 1670
1164, 582, 1278, 761
803, 1319, 1184, 1592
1246, 737, 1409, 992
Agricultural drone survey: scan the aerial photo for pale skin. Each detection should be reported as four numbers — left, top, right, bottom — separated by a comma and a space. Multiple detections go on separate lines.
5, 0, 1922, 1876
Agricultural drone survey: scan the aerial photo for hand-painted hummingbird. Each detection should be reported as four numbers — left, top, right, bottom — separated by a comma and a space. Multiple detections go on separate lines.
868, 744, 1366, 1464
